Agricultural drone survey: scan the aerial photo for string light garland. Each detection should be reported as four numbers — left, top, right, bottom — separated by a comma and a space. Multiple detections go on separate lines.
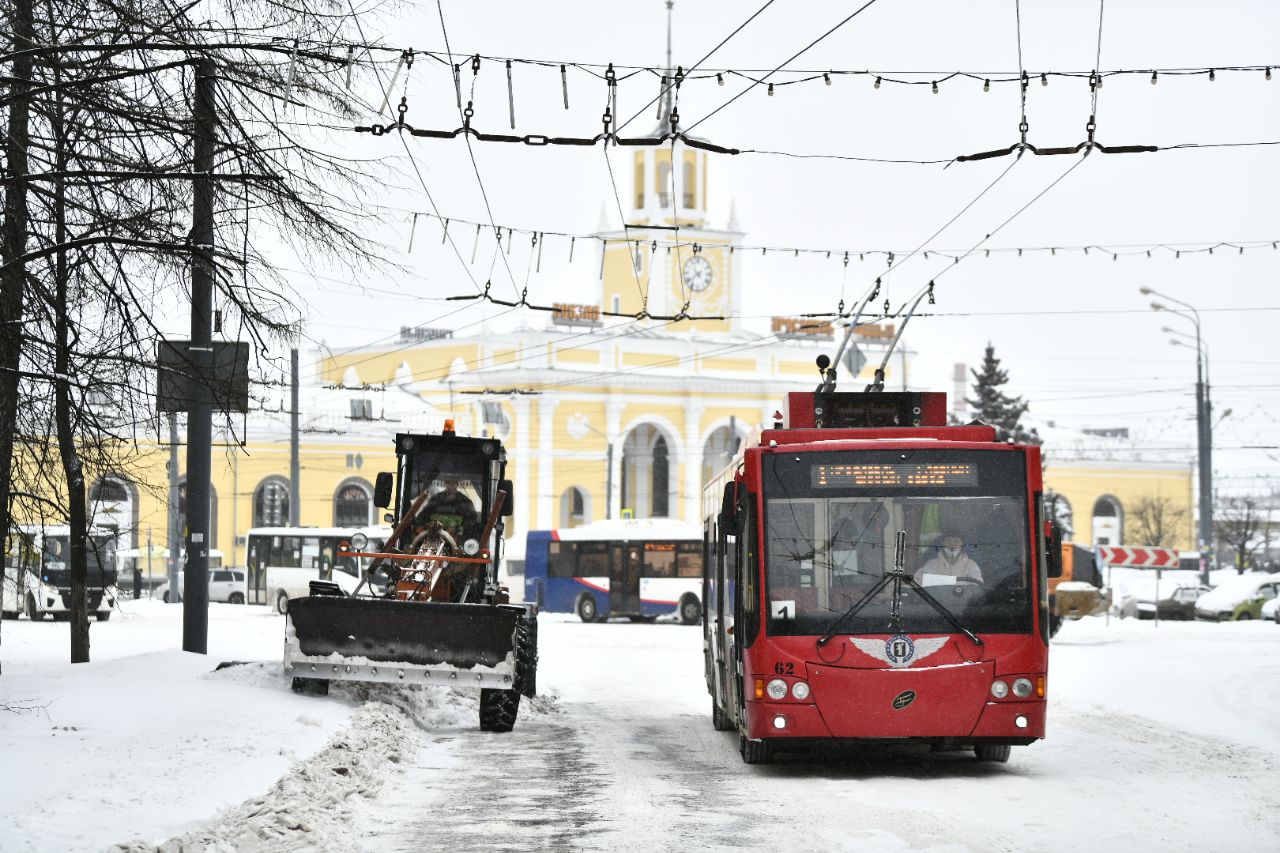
373, 205, 1279, 264
305, 40, 1275, 94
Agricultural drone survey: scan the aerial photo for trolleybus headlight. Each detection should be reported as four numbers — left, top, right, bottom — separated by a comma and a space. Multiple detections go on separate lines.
791, 681, 811, 700
463, 538, 481, 556
350, 532, 369, 551
766, 678, 788, 700
772, 715, 787, 730
990, 680, 1009, 699
1012, 678, 1034, 698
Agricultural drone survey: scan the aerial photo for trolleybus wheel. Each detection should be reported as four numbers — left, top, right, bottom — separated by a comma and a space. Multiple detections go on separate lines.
974, 743, 1011, 763
26, 595, 43, 621
575, 594, 598, 623
739, 733, 773, 765
679, 595, 702, 625
712, 698, 733, 731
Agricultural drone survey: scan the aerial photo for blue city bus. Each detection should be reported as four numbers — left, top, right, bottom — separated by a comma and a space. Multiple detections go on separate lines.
524, 519, 704, 624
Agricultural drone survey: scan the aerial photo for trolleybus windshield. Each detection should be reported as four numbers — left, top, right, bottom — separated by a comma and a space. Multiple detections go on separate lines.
763, 449, 1032, 636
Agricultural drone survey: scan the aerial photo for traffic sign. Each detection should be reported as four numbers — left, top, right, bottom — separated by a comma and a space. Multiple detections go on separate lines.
1097, 546, 1180, 568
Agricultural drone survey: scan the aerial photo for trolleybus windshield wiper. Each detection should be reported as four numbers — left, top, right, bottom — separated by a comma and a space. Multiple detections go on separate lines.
817, 530, 984, 648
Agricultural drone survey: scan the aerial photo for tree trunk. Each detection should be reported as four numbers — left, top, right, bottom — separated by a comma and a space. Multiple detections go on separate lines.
0, 0, 35, 602
49, 50, 91, 663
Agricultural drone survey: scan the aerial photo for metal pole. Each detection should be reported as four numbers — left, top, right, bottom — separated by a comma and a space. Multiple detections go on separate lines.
168, 414, 180, 601
605, 440, 614, 520
1202, 347, 1214, 580
183, 59, 216, 654
290, 348, 300, 526
146, 526, 152, 596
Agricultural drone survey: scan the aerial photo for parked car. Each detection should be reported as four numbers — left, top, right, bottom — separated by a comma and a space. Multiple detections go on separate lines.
1260, 596, 1280, 624
1194, 574, 1280, 621
154, 569, 247, 604
1136, 583, 1209, 621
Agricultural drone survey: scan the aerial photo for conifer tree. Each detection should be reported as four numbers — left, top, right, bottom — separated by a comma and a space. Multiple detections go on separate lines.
967, 343, 1041, 445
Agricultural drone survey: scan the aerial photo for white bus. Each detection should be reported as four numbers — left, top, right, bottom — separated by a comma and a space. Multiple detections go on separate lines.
246, 526, 392, 613
2, 525, 120, 621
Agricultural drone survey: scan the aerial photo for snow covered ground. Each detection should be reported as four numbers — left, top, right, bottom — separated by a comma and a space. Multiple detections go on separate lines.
1, 600, 1278, 852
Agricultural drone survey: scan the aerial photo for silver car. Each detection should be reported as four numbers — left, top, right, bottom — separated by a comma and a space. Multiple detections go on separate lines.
155, 570, 247, 604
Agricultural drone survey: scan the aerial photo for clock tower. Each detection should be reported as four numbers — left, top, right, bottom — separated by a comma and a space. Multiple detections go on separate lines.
596, 3, 742, 335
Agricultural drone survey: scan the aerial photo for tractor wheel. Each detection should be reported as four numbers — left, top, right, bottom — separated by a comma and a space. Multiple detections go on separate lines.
739, 733, 773, 765
291, 677, 330, 696
276, 591, 290, 615
975, 743, 1012, 763
480, 614, 536, 732
576, 594, 598, 623
679, 596, 702, 625
479, 687, 522, 732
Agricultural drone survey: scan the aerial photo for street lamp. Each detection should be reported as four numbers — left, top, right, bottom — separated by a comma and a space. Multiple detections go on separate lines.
1142, 286, 1214, 581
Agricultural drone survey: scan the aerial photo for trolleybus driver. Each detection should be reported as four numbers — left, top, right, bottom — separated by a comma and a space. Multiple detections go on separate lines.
914, 530, 983, 584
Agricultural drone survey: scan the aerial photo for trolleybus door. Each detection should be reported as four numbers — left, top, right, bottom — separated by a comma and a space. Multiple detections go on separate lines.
610, 543, 642, 615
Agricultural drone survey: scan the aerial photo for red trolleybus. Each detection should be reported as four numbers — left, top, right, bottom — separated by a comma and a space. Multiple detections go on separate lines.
703, 390, 1062, 764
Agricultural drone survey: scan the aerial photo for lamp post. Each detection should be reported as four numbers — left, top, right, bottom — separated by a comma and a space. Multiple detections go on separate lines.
1143, 287, 1213, 582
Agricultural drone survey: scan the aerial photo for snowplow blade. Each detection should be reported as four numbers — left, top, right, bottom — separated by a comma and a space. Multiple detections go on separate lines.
284, 596, 530, 692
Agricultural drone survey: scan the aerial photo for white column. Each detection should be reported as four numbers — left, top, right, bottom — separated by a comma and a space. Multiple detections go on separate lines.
511, 396, 532, 543
537, 397, 559, 529
606, 398, 624, 520
683, 402, 705, 524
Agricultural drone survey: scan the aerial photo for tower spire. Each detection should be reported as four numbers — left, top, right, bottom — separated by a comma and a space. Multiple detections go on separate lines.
666, 0, 674, 75
656, 1, 676, 131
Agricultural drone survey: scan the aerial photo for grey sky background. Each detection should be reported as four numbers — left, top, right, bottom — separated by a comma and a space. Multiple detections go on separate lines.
252, 1, 1278, 494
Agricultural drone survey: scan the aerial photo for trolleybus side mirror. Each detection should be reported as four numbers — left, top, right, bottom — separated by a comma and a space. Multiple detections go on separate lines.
720, 482, 738, 526
1045, 521, 1064, 578
373, 472, 394, 508
499, 479, 515, 516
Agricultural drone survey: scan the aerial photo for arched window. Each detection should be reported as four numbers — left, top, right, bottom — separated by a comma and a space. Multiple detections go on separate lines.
1091, 495, 1123, 546
334, 480, 372, 527
253, 478, 290, 528
91, 479, 129, 503
683, 159, 696, 208
656, 160, 672, 207
560, 486, 588, 529
620, 423, 675, 521
634, 155, 645, 209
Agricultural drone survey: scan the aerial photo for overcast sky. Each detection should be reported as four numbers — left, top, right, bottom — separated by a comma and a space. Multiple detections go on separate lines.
256, 0, 1279, 495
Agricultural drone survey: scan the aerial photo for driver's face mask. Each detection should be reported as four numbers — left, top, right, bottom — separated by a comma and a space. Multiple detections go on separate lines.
943, 546, 963, 561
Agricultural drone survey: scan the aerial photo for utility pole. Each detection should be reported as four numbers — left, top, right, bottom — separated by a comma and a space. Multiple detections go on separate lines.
167, 414, 180, 601
290, 347, 300, 526
605, 441, 614, 520
183, 59, 217, 654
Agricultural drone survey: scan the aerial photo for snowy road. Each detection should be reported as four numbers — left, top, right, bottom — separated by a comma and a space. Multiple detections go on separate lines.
4, 603, 1278, 852
354, 616, 1280, 853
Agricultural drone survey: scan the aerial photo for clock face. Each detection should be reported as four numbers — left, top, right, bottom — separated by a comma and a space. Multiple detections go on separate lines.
683, 255, 714, 292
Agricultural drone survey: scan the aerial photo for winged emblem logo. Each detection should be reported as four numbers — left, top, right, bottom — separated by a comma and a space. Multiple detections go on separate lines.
849, 635, 948, 668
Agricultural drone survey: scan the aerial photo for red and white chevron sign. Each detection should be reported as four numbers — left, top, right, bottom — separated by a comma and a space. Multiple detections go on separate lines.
1097, 546, 1180, 568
